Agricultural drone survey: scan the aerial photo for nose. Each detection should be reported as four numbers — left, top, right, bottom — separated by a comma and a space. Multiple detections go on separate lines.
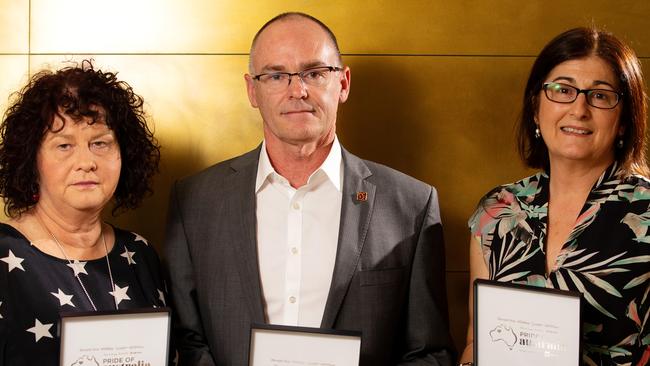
569, 92, 591, 119
287, 74, 308, 99
75, 146, 97, 172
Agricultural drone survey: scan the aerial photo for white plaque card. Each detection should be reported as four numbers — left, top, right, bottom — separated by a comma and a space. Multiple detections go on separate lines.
249, 324, 361, 366
474, 279, 582, 366
60, 308, 171, 366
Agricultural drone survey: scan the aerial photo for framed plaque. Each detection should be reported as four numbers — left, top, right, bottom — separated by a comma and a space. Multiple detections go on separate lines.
474, 279, 582, 366
249, 323, 361, 366
59, 307, 171, 366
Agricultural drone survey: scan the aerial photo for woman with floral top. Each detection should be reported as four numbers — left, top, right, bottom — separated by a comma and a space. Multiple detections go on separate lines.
460, 27, 650, 366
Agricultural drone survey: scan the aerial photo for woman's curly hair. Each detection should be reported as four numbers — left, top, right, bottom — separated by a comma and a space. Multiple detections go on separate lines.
0, 60, 160, 217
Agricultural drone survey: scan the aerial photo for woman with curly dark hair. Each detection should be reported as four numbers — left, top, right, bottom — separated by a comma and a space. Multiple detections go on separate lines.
0, 60, 167, 365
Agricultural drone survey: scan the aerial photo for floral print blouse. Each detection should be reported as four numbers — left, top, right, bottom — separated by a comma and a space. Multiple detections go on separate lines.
469, 162, 650, 366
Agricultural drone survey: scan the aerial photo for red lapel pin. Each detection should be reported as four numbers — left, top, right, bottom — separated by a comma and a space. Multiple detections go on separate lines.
356, 191, 368, 202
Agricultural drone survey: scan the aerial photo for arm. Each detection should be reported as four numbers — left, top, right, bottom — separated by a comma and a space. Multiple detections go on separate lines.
398, 187, 456, 366
458, 235, 489, 364
163, 182, 217, 366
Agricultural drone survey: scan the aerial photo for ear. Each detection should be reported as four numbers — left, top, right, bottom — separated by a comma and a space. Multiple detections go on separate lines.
244, 74, 259, 108
338, 66, 351, 103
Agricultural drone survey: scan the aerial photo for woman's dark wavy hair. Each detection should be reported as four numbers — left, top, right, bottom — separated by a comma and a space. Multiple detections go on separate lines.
517, 27, 649, 177
0, 60, 160, 217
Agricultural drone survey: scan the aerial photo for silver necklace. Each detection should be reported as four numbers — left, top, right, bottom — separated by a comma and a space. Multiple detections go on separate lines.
39, 219, 117, 311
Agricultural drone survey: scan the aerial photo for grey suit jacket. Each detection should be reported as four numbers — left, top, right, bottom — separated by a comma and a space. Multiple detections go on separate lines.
164, 145, 455, 366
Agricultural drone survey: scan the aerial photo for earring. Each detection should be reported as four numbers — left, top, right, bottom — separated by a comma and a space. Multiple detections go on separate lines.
535, 127, 541, 139
617, 138, 624, 148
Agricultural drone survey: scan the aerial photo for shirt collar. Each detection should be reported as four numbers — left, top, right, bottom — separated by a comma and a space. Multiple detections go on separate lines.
255, 136, 343, 192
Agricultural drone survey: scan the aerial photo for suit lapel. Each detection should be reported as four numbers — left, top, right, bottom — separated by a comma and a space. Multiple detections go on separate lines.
227, 146, 265, 323
321, 149, 375, 328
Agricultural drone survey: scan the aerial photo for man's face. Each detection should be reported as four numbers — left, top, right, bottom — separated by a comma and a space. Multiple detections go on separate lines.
245, 17, 351, 148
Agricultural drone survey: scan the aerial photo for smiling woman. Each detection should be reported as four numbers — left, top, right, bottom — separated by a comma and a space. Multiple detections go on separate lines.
0, 61, 170, 365
461, 27, 650, 366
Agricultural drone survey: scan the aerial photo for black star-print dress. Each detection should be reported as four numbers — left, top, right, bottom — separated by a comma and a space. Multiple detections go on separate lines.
0, 223, 169, 365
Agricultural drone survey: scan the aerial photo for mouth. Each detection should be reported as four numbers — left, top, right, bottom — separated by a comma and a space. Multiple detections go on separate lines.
282, 109, 315, 115
72, 181, 99, 188
560, 126, 592, 135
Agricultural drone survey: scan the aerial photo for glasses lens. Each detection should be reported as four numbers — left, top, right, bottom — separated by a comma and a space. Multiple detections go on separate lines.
299, 67, 333, 87
544, 83, 577, 103
587, 90, 619, 109
258, 73, 290, 91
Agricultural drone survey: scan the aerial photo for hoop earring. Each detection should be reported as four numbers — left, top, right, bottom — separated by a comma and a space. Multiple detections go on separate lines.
535, 127, 541, 139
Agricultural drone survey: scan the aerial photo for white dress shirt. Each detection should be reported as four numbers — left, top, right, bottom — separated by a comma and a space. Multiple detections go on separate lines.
255, 138, 343, 327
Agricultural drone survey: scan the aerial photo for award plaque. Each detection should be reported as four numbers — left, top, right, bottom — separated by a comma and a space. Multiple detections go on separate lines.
474, 279, 582, 366
59, 307, 171, 366
249, 324, 361, 366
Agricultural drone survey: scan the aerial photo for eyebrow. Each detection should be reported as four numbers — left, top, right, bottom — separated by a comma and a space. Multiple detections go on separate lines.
259, 60, 329, 73
551, 76, 617, 90
47, 130, 114, 141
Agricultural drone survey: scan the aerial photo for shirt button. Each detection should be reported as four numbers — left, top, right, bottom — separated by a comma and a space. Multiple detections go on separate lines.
291, 247, 298, 255
292, 202, 300, 210
289, 296, 296, 303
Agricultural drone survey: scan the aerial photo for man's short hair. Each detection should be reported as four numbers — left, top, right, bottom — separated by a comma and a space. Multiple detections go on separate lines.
248, 12, 343, 72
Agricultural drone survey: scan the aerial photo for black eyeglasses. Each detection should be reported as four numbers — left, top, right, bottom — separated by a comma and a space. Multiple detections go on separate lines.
252, 66, 343, 92
542, 82, 623, 109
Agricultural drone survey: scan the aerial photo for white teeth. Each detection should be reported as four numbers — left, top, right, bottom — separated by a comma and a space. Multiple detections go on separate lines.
561, 127, 591, 135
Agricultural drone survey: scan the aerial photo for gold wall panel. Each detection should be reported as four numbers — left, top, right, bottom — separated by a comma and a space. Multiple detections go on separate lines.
0, 56, 29, 114
29, 1, 650, 55
0, 0, 29, 53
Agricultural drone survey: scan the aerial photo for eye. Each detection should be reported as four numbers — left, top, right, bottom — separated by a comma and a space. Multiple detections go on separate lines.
57, 143, 72, 151
265, 73, 288, 82
303, 69, 327, 80
592, 91, 610, 100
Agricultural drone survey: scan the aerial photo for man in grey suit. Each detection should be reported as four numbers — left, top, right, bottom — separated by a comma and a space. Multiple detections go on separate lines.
164, 12, 454, 366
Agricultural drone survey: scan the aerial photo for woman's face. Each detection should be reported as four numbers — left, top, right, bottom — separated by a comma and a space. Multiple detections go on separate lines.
536, 55, 623, 169
36, 111, 121, 216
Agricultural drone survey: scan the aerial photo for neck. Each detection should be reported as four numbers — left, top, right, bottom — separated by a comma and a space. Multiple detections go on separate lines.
34, 202, 104, 252
548, 157, 613, 200
265, 132, 335, 188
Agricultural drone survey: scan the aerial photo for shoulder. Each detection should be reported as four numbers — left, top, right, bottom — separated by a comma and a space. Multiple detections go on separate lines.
468, 172, 546, 235
114, 226, 152, 247
113, 227, 160, 260
345, 149, 434, 198
0, 222, 30, 250
172, 147, 260, 196
616, 174, 650, 203
343, 150, 438, 225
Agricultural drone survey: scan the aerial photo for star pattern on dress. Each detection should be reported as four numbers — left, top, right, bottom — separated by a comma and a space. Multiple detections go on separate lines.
27, 318, 53, 342
67, 260, 88, 276
109, 284, 131, 306
120, 248, 137, 265
132, 232, 148, 245
1, 250, 25, 272
158, 289, 166, 306
51, 288, 75, 307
